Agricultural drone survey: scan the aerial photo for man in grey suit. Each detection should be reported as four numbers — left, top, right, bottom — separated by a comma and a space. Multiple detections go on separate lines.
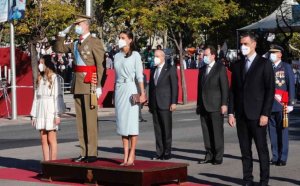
197, 45, 229, 165
149, 49, 178, 160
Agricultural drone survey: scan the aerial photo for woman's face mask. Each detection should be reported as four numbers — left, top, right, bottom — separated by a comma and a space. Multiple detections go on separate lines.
118, 39, 127, 49
38, 63, 45, 72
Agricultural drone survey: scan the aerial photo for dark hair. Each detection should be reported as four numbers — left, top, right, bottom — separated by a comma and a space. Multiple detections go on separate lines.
120, 30, 135, 58
42, 55, 56, 72
205, 45, 217, 56
240, 32, 257, 42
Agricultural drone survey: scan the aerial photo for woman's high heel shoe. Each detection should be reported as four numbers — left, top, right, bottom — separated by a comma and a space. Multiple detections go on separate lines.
120, 162, 127, 166
125, 162, 135, 166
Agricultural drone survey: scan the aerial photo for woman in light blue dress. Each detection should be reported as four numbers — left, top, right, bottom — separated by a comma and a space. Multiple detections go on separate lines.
114, 30, 146, 166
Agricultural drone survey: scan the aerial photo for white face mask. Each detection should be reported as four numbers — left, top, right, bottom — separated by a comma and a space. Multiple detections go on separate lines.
118, 39, 127, 49
241, 45, 251, 56
75, 25, 84, 35
269, 53, 277, 63
203, 56, 211, 64
154, 57, 161, 66
38, 63, 45, 72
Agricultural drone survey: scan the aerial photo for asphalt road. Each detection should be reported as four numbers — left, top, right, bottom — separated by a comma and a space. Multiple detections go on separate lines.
0, 107, 300, 186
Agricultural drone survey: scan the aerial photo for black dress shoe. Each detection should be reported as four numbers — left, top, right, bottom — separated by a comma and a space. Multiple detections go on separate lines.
269, 160, 277, 165
72, 156, 86, 162
151, 155, 163, 160
84, 156, 98, 163
163, 155, 172, 160
139, 119, 147, 122
276, 160, 286, 166
244, 181, 254, 186
198, 159, 212, 164
212, 160, 223, 165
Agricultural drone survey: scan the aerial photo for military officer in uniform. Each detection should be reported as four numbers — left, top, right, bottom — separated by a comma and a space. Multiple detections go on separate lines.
53, 14, 105, 163
268, 45, 295, 166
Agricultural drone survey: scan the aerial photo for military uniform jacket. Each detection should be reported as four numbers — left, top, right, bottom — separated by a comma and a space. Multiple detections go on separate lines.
53, 34, 105, 94
272, 61, 295, 112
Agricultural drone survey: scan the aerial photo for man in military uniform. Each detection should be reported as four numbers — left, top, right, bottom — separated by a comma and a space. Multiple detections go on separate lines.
268, 45, 295, 166
53, 14, 104, 163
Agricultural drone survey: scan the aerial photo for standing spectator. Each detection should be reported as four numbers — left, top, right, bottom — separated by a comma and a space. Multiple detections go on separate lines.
149, 49, 178, 160
105, 53, 113, 69
114, 30, 146, 166
217, 44, 224, 60
196, 46, 229, 165
54, 14, 105, 163
144, 45, 154, 69
228, 32, 275, 186
268, 45, 295, 166
30, 55, 65, 161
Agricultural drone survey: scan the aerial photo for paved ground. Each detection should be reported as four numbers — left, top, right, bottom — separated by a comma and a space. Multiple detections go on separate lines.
0, 94, 300, 186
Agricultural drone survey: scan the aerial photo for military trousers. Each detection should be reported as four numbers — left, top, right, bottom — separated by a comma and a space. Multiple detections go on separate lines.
74, 94, 98, 157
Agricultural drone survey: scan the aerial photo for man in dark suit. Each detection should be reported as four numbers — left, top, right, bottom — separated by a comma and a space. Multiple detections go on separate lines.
149, 49, 178, 160
228, 32, 275, 186
196, 46, 229, 165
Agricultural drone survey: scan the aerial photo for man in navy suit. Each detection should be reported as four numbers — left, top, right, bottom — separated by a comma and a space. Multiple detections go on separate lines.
268, 45, 295, 166
148, 49, 178, 160
228, 32, 275, 186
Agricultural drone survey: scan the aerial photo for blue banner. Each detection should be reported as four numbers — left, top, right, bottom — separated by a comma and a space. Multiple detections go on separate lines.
0, 0, 26, 23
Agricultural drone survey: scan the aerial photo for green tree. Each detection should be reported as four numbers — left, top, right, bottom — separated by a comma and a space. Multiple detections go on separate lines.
15, 0, 76, 88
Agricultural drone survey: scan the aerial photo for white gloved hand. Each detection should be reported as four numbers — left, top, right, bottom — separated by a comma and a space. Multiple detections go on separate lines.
287, 106, 293, 113
58, 25, 73, 37
96, 87, 102, 99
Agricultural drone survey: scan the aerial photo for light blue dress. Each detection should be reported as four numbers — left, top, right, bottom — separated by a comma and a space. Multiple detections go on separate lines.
114, 51, 144, 136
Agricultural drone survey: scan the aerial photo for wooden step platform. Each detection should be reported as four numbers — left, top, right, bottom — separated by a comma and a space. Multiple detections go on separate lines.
41, 158, 188, 186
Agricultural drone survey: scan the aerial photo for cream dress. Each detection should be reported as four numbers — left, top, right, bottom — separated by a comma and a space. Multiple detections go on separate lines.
30, 74, 65, 131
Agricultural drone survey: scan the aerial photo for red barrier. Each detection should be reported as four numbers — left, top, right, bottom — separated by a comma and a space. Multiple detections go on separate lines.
0, 48, 33, 117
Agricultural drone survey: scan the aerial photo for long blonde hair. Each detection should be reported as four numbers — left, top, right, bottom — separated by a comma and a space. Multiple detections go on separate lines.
36, 55, 56, 89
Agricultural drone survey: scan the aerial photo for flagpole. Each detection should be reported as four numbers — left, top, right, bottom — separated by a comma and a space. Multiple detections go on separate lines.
10, 21, 17, 120
86, 0, 92, 16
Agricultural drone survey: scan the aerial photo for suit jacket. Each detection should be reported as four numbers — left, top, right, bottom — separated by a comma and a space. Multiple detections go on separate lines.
228, 55, 275, 120
148, 63, 178, 110
197, 62, 229, 113
53, 35, 105, 94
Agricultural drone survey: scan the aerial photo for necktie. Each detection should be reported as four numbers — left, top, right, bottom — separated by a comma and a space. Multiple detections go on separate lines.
272, 63, 276, 69
245, 58, 250, 72
206, 65, 211, 75
154, 67, 160, 85
79, 35, 83, 44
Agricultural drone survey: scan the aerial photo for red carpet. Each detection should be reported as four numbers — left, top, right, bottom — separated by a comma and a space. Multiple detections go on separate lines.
0, 159, 208, 186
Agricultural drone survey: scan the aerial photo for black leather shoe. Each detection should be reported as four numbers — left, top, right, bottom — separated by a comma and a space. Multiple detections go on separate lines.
244, 181, 254, 186
276, 160, 286, 166
269, 160, 277, 165
198, 159, 212, 164
139, 119, 147, 122
151, 155, 163, 160
163, 155, 172, 160
212, 160, 223, 165
84, 156, 98, 163
72, 156, 86, 162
